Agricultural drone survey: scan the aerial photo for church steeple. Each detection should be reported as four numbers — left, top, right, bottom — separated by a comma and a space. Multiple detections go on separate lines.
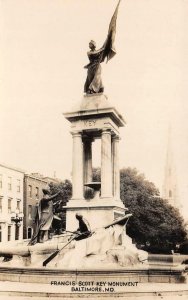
162, 127, 178, 207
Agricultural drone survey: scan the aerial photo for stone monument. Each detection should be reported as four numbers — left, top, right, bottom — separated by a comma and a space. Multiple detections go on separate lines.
64, 0, 126, 231
64, 93, 126, 231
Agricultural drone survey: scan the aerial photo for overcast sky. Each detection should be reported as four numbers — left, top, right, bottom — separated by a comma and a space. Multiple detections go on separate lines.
0, 0, 188, 219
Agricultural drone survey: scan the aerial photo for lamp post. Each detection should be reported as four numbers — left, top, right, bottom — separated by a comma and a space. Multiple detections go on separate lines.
11, 209, 24, 240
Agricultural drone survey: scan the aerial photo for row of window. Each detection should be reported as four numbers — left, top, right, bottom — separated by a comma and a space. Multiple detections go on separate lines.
0, 200, 34, 219
0, 198, 21, 213
0, 225, 20, 242
0, 175, 21, 192
1, 227, 33, 241
0, 175, 42, 199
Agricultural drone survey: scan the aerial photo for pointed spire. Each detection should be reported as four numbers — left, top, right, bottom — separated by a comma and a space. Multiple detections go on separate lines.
162, 125, 178, 207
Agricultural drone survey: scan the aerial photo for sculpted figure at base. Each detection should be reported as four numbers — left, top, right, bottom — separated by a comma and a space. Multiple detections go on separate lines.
54, 214, 148, 269
74, 213, 91, 240
29, 188, 62, 245
84, 0, 121, 94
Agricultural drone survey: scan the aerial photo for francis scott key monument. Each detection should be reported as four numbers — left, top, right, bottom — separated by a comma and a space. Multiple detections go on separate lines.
0, 0, 187, 297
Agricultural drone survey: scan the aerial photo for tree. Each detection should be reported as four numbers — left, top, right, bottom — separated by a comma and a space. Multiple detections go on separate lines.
84, 168, 101, 199
93, 167, 101, 182
120, 168, 187, 253
49, 179, 72, 231
47, 168, 187, 253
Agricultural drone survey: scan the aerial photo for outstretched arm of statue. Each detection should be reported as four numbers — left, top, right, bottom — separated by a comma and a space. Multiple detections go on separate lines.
84, 46, 105, 69
47, 190, 61, 201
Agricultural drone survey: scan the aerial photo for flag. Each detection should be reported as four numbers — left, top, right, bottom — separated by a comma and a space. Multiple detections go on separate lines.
101, 0, 121, 63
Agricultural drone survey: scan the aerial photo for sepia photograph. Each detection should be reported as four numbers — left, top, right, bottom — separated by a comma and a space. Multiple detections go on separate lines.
0, 0, 188, 299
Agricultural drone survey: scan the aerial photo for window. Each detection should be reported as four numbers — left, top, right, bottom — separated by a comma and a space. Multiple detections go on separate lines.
28, 185, 32, 198
27, 227, 32, 239
8, 177, 12, 191
0, 197, 2, 213
0, 175, 2, 188
17, 179, 21, 192
16, 200, 21, 211
8, 226, 11, 241
28, 205, 32, 219
169, 190, 172, 198
8, 198, 12, 213
35, 187, 39, 199
0, 225, 2, 242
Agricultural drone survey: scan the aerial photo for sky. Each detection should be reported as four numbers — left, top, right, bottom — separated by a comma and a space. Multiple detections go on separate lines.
0, 0, 188, 219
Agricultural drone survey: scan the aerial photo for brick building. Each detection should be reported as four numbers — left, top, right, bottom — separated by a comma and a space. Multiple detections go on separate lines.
23, 174, 48, 239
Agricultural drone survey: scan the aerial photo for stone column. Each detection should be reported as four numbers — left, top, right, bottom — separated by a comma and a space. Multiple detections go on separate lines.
83, 138, 93, 197
101, 129, 113, 198
83, 138, 93, 184
112, 135, 120, 200
71, 131, 84, 199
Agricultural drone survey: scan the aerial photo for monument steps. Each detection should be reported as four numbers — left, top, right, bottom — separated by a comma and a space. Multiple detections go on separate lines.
0, 265, 186, 284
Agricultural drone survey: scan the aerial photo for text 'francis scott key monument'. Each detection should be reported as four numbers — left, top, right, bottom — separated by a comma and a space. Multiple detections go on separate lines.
64, 0, 126, 231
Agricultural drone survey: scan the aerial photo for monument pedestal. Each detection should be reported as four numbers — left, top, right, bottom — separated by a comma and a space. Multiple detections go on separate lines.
64, 93, 127, 231
66, 198, 127, 231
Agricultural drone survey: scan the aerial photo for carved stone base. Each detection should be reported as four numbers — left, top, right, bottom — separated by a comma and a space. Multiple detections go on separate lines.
65, 198, 127, 231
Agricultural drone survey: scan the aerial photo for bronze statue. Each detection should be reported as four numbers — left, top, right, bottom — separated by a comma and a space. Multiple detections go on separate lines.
84, 0, 121, 94
28, 188, 62, 245
74, 213, 91, 240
